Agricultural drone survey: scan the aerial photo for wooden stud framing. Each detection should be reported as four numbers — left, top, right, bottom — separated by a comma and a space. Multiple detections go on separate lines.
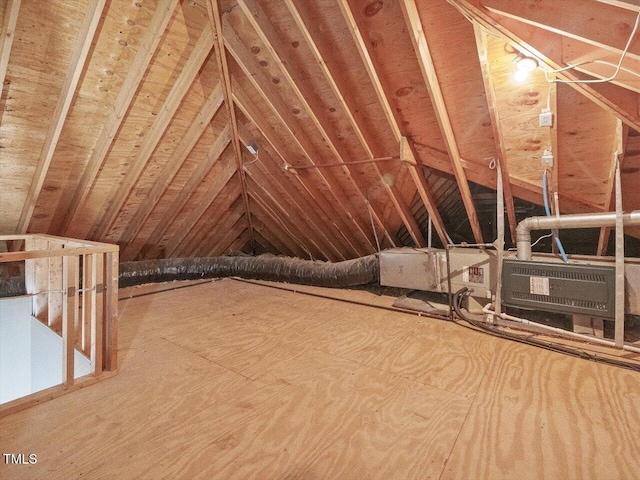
0, 235, 118, 416
205, 0, 255, 253
473, 25, 519, 243
400, 0, 484, 244
103, 251, 118, 371
598, 120, 628, 255
57, 0, 180, 236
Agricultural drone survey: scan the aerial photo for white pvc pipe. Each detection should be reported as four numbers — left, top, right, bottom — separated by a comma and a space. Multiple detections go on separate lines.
516, 210, 640, 260
481, 303, 640, 354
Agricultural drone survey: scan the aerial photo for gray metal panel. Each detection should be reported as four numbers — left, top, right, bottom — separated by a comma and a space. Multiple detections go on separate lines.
502, 260, 616, 318
447, 248, 498, 299
379, 248, 444, 292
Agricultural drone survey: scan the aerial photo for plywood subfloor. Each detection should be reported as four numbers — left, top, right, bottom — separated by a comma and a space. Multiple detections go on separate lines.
2, 279, 640, 479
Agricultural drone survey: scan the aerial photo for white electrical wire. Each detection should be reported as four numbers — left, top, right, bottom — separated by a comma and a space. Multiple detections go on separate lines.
542, 10, 640, 84
243, 151, 259, 167
530, 232, 554, 249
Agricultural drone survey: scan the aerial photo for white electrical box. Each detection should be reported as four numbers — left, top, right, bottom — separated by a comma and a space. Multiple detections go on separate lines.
541, 149, 554, 168
539, 108, 553, 127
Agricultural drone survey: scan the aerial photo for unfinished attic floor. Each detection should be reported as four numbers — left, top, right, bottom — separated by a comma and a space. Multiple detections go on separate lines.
2, 280, 640, 479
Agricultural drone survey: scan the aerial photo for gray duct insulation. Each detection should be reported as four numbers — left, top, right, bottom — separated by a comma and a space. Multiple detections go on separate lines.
119, 255, 379, 288
0, 254, 380, 297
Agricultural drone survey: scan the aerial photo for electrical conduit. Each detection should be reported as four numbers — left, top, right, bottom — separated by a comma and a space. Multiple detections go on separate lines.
542, 170, 569, 263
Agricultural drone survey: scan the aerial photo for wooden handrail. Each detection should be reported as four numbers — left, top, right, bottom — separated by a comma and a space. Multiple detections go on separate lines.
0, 234, 118, 417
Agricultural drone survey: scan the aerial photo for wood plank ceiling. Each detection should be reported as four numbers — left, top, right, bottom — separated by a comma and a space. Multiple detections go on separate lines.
1, 0, 639, 260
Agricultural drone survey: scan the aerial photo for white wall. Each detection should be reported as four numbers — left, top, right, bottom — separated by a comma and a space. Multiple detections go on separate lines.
0, 296, 91, 404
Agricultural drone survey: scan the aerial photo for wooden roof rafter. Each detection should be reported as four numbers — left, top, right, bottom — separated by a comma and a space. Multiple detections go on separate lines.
249, 192, 309, 259
89, 31, 220, 241
0, 0, 20, 102
251, 215, 296, 257
163, 162, 238, 258
244, 164, 336, 261
121, 125, 232, 261
246, 175, 323, 260
206, 0, 256, 254
286, 0, 443, 250
237, 122, 348, 260
100, 79, 227, 247
400, 0, 484, 244
482, 0, 640, 60
232, 0, 403, 248
16, 0, 106, 235
451, 0, 640, 133
56, 0, 180, 236
225, 46, 373, 256
232, 85, 364, 258
473, 25, 519, 243
172, 180, 242, 257
209, 206, 251, 257
335, 0, 450, 247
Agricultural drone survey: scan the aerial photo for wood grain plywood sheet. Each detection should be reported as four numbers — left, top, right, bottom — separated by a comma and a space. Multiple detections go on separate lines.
31, 0, 161, 234
416, 0, 497, 165
0, 335, 251, 479
347, 0, 447, 161
286, 0, 399, 158
440, 340, 640, 480
557, 83, 618, 210
0, 0, 87, 233
68, 1, 209, 239
2, 279, 640, 479
130, 350, 471, 480
105, 73, 226, 244
253, 0, 404, 236
484, 34, 549, 187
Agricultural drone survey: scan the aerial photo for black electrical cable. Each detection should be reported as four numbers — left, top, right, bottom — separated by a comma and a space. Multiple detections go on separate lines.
451, 287, 640, 373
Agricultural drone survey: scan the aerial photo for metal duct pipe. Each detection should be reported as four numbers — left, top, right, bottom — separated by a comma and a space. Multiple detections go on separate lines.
516, 210, 640, 260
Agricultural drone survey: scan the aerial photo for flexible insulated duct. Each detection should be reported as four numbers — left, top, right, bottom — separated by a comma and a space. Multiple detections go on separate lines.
118, 254, 379, 288
0, 254, 379, 297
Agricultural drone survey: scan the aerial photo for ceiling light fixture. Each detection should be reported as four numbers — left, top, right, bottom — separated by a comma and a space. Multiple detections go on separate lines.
513, 56, 539, 83
517, 57, 539, 72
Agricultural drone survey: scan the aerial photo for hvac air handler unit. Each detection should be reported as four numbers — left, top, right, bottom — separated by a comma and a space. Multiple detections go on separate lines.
501, 260, 616, 318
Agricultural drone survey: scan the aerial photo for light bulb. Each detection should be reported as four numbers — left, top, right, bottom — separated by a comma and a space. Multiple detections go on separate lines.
517, 57, 538, 72
513, 69, 530, 83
